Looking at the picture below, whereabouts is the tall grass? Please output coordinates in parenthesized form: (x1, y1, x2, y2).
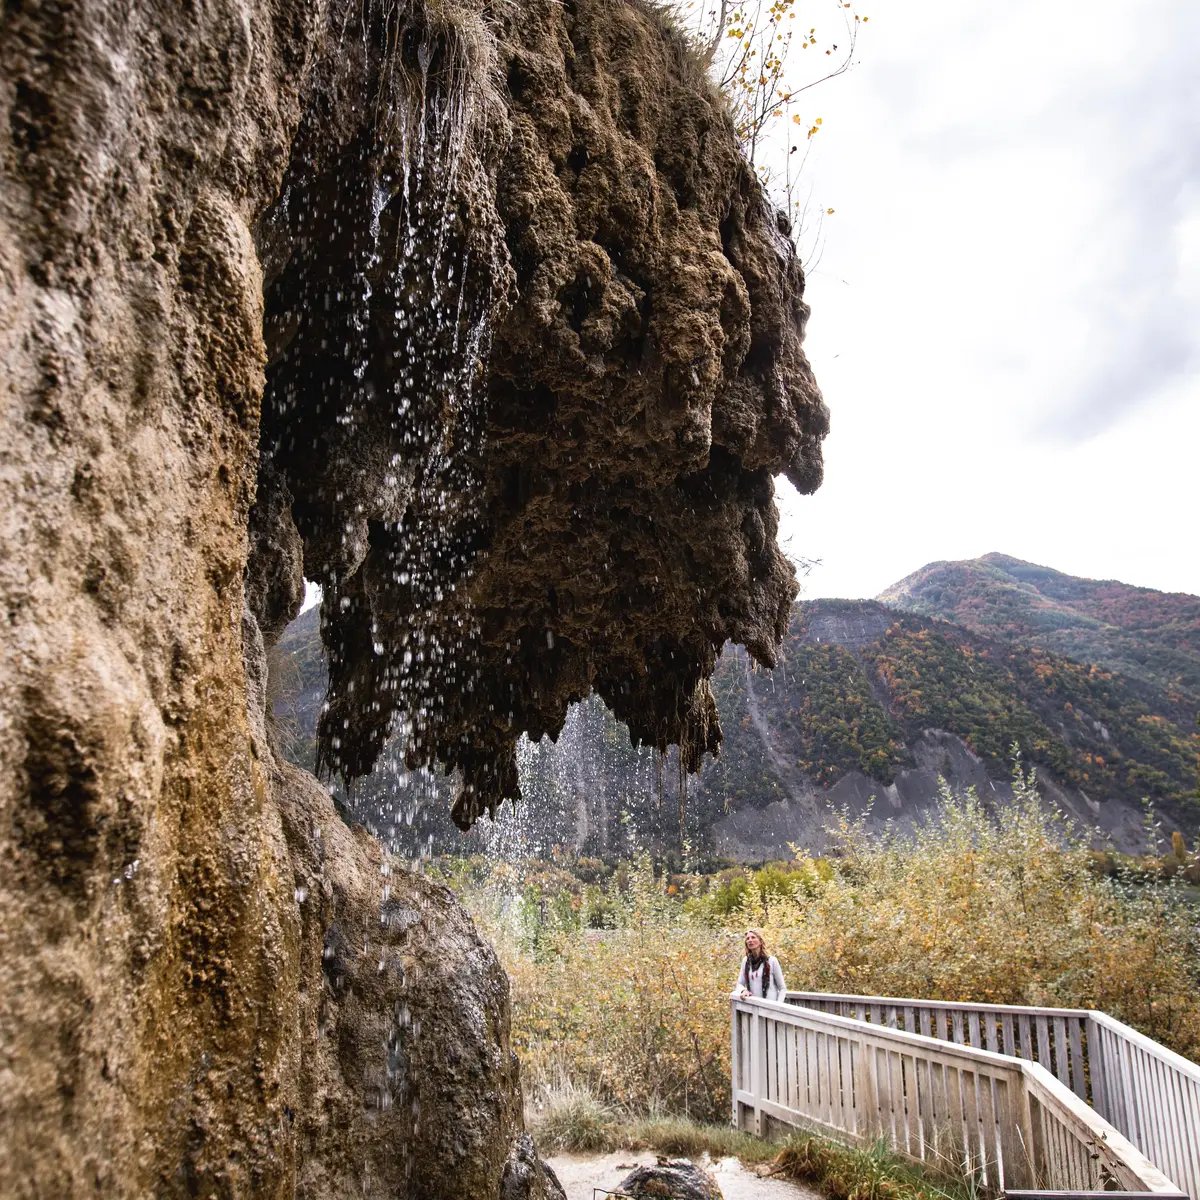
(528, 1078, 976, 1200)
(458, 763, 1200, 1127)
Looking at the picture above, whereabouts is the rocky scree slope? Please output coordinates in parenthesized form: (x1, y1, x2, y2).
(704, 598, 1199, 859)
(0, 0, 825, 1194)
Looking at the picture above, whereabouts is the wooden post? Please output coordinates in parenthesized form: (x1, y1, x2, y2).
(752, 1007, 765, 1137)
(730, 997, 740, 1129)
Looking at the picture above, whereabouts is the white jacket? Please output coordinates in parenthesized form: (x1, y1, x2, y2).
(735, 955, 786, 1002)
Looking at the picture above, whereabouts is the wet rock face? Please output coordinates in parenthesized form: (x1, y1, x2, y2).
(1, 0, 824, 1191)
(0, 0, 529, 1192)
(274, 765, 524, 1199)
(1, 0, 313, 1190)
(255, 0, 829, 828)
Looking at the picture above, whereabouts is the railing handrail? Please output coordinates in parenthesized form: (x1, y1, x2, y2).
(1087, 1010, 1200, 1087)
(732, 994, 1179, 1194)
(787, 991, 1200, 1086)
(786, 989, 1093, 1020)
(777, 990, 1199, 1200)
(746, 993, 1066, 1069)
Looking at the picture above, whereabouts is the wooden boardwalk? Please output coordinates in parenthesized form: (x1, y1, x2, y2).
(731, 990, 1200, 1197)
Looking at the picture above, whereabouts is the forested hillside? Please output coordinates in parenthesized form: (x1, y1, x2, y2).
(879, 552, 1200, 705)
(270, 561, 1200, 860)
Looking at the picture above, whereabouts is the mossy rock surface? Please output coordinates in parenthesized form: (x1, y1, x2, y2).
(618, 1159, 724, 1200)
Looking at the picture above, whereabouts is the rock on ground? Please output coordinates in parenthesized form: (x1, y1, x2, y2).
(618, 1159, 724, 1200)
(546, 1152, 822, 1200)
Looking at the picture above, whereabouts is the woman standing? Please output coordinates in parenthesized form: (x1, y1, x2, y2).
(735, 929, 786, 1002)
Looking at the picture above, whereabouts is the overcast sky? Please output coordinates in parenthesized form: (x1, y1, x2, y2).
(770, 0, 1200, 600)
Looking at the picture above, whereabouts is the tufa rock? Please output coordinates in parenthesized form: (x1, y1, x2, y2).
(254, 0, 829, 828)
(500, 1133, 569, 1200)
(0, 0, 825, 1192)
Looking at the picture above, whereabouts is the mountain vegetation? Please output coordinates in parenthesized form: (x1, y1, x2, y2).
(271, 557, 1200, 858)
(879, 552, 1200, 706)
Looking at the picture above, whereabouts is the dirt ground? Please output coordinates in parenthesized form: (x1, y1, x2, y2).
(545, 1150, 823, 1200)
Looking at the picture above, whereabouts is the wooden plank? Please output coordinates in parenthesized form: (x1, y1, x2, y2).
(904, 1005, 916, 1036)
(763, 1017, 774, 1103)
(952, 1010, 966, 1046)
(915, 1056, 935, 1164)
(783, 1023, 795, 1111)
(968, 1010, 981, 1048)
(888, 1049, 905, 1151)
(815, 1027, 828, 1124)
(823, 1030, 838, 1132)
(1002, 1013, 1016, 1058)
(904, 1054, 923, 1158)
(1087, 1019, 1109, 1119)
(962, 1065, 982, 1179)
(1018, 1013, 1032, 1060)
(730, 1002, 741, 1124)
(849, 1036, 868, 1137)
(1068, 1016, 1085, 1100)
(1036, 1015, 1052, 1073)
(946, 1065, 965, 1172)
(752, 1008, 764, 1136)
(833, 1035, 848, 1132)
(931, 1058, 949, 1163)
(984, 1013, 999, 1054)
(920, 1008, 932, 1039)
(805, 1026, 820, 1118)
(1137, 1048, 1161, 1171)
(993, 1075, 1024, 1190)
(1053, 1015, 1071, 1085)
(976, 1068, 998, 1188)
(1027, 1094, 1048, 1185)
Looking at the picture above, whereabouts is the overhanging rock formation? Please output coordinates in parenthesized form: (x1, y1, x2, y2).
(254, 0, 828, 829)
(0, 0, 826, 1192)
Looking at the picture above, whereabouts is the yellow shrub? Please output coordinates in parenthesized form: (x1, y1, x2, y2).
(457, 766, 1200, 1121)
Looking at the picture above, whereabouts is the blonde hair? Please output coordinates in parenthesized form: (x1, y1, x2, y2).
(744, 929, 768, 957)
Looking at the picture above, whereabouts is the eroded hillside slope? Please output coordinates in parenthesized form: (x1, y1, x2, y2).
(274, 590, 1200, 863)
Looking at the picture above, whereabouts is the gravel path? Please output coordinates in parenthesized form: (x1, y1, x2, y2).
(546, 1150, 823, 1200)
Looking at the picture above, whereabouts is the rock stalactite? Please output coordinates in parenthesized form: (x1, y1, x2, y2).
(254, 0, 828, 829)
(0, 0, 826, 1192)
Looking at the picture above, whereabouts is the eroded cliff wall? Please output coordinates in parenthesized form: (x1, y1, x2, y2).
(0, 0, 826, 1192)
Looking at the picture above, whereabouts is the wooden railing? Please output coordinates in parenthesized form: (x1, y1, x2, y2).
(784, 991, 1200, 1200)
(731, 995, 1181, 1194)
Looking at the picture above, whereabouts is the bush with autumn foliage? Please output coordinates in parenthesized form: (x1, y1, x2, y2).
(450, 761, 1200, 1124)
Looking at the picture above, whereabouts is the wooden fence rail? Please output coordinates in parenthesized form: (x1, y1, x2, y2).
(782, 991, 1200, 1200)
(731, 995, 1181, 1195)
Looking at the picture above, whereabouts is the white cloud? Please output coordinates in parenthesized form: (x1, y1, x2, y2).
(772, 0, 1200, 599)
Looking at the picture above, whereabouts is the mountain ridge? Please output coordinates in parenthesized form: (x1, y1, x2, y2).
(878, 552, 1200, 705)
